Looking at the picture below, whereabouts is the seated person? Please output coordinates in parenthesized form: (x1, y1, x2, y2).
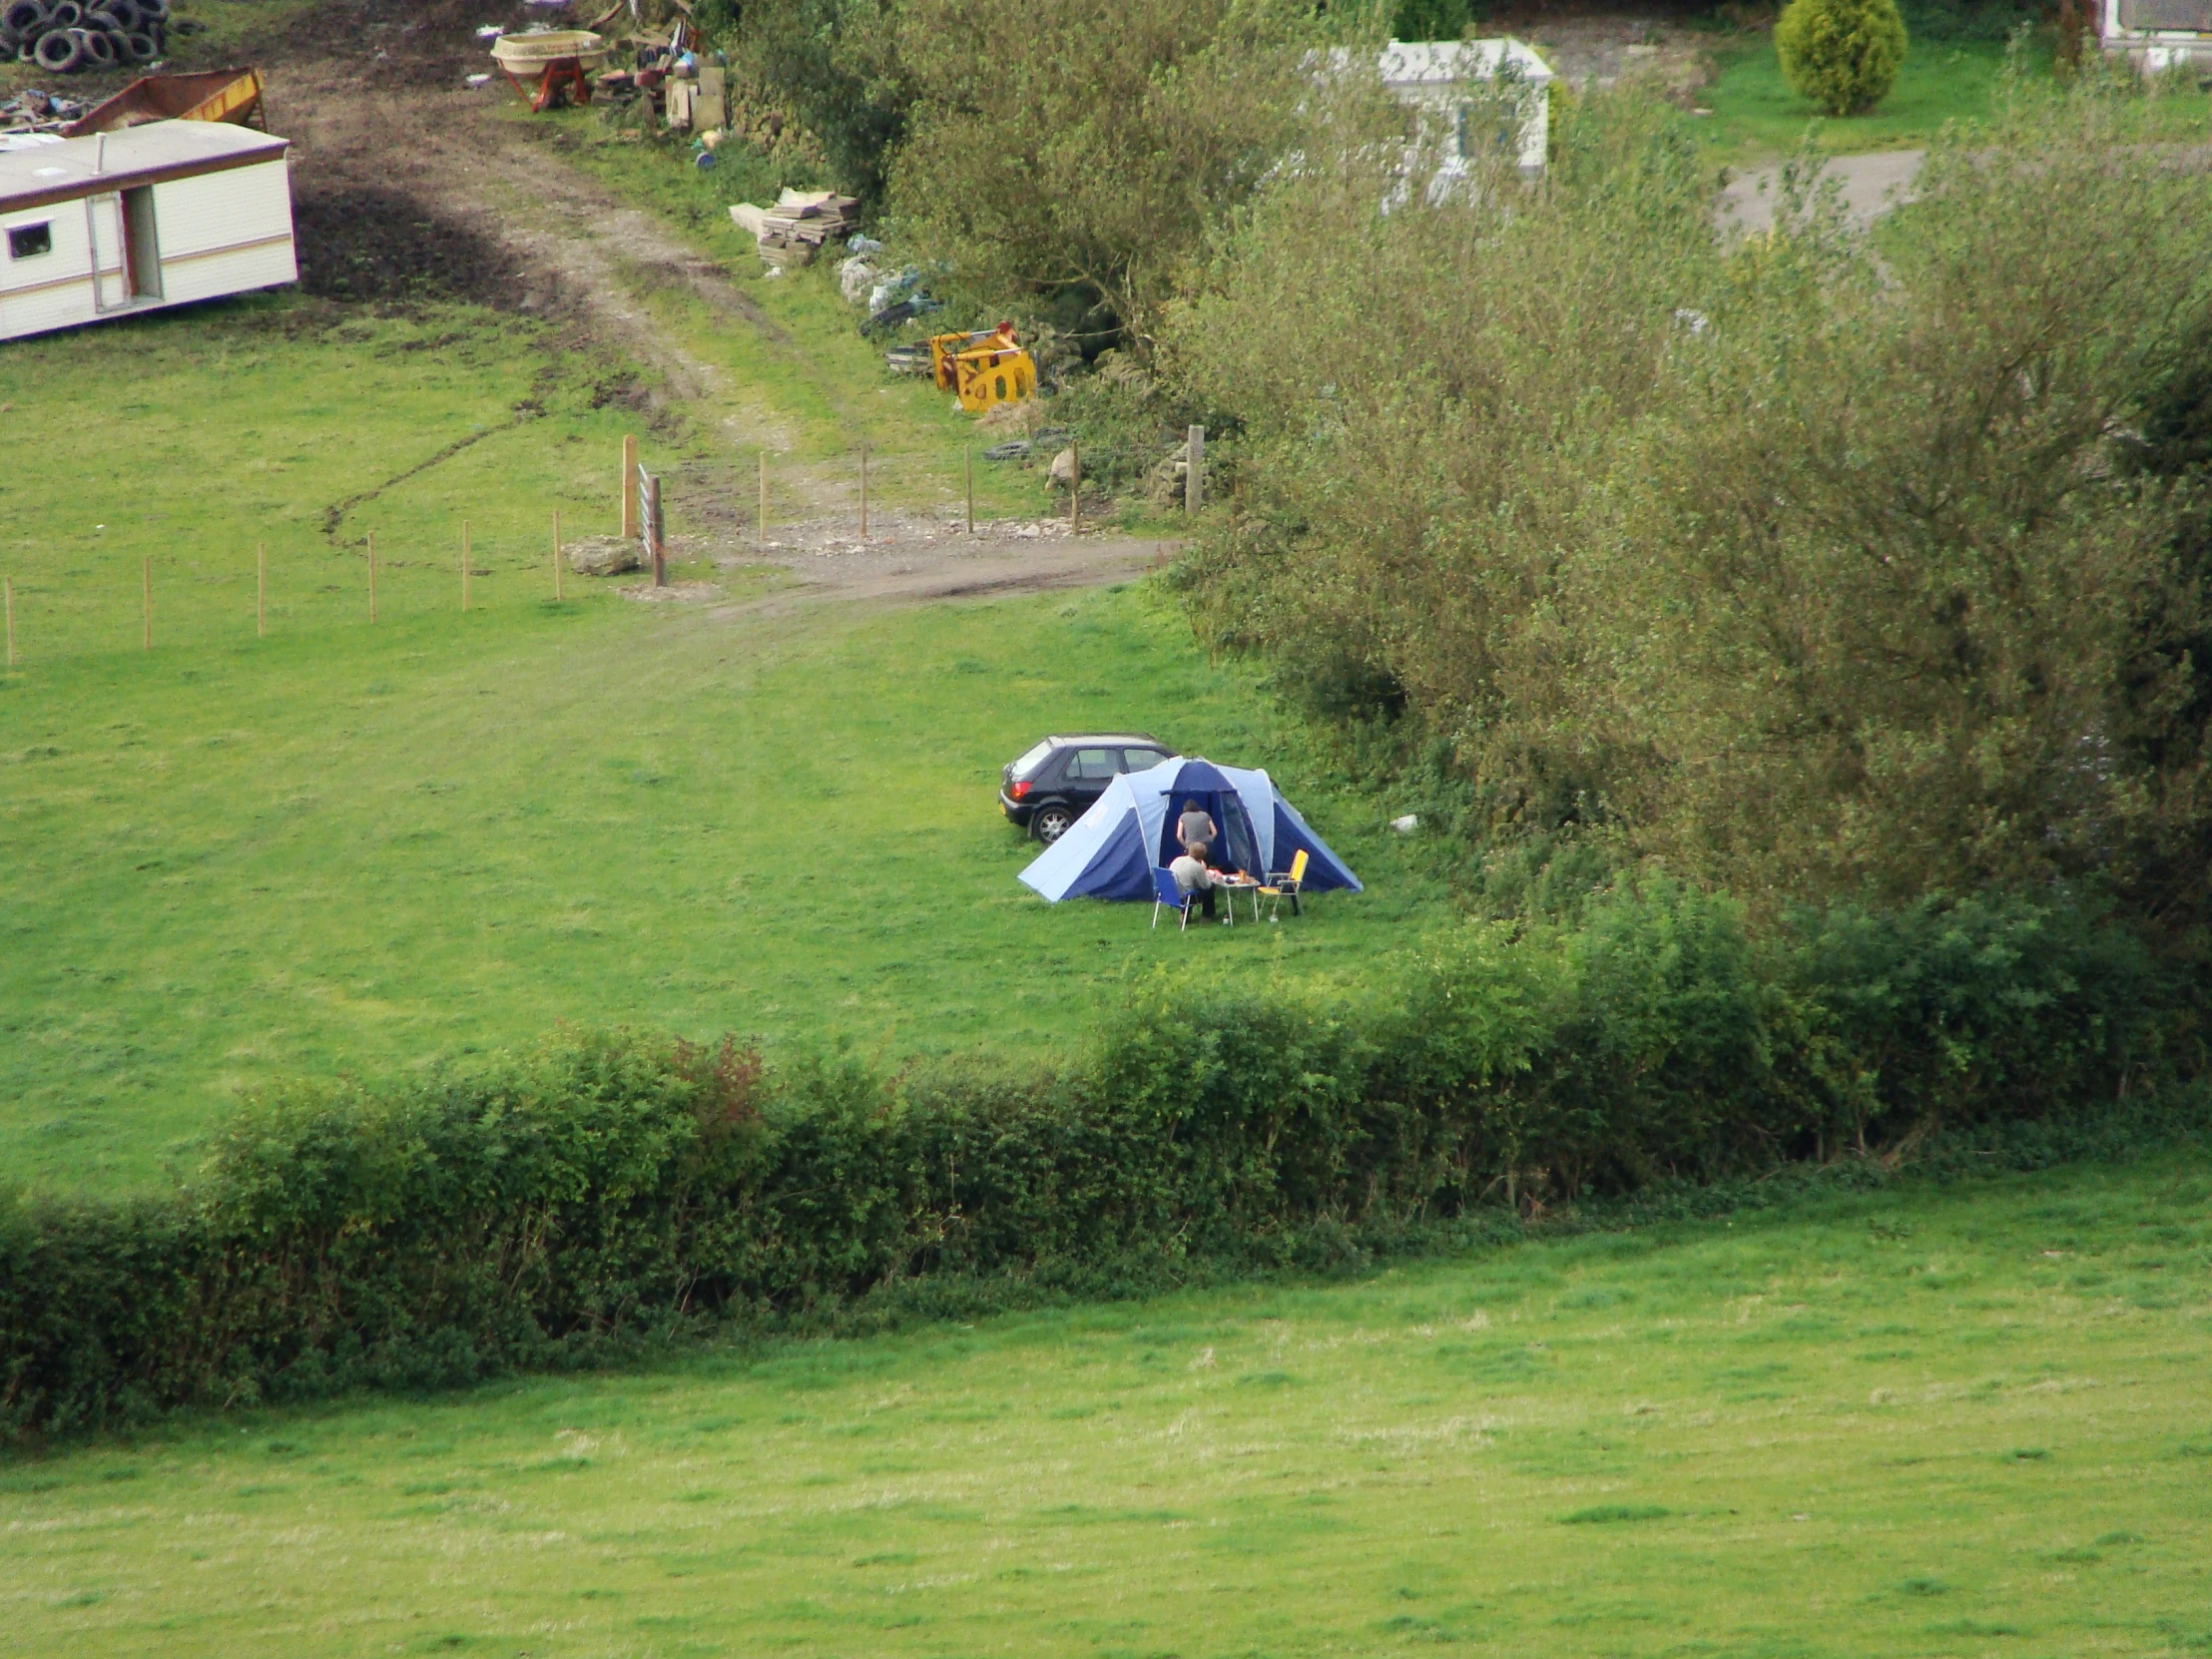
(1169, 841, 1220, 922)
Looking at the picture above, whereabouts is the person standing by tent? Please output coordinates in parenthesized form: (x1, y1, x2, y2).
(1177, 799, 1218, 856)
(1170, 843, 1222, 922)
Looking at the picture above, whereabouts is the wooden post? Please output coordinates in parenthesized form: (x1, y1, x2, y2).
(4, 576, 14, 670)
(553, 509, 564, 602)
(1186, 424, 1205, 513)
(758, 450, 768, 550)
(461, 521, 471, 613)
(367, 531, 377, 624)
(257, 542, 266, 638)
(1070, 441, 1081, 535)
(142, 556, 152, 652)
(858, 443, 868, 540)
(965, 444, 975, 536)
(621, 435, 639, 537)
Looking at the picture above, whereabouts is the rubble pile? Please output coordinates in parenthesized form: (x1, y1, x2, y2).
(0, 84, 84, 135)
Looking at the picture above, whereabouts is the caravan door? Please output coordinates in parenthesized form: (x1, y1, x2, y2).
(83, 192, 132, 312)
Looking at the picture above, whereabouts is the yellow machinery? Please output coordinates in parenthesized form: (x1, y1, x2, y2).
(930, 324, 1037, 414)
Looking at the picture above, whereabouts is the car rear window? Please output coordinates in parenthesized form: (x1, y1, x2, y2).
(1066, 748, 1119, 781)
(1010, 740, 1055, 778)
(1122, 749, 1167, 772)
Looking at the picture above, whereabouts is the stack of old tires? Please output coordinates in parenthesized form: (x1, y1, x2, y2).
(0, 0, 168, 73)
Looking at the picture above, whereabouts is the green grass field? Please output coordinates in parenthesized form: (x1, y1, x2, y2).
(0, 279, 1441, 1196)
(1692, 37, 2032, 166)
(3, 1154, 2207, 1657)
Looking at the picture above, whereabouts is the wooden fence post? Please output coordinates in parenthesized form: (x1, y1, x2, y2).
(859, 442, 868, 540)
(1186, 424, 1205, 513)
(621, 435, 639, 538)
(758, 450, 768, 550)
(258, 542, 266, 638)
(1070, 441, 1081, 535)
(368, 531, 377, 624)
(553, 509, 564, 602)
(142, 556, 152, 652)
(461, 521, 471, 613)
(965, 444, 975, 536)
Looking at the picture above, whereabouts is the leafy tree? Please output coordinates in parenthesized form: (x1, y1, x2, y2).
(882, 0, 1342, 351)
(1169, 79, 2212, 930)
(736, 0, 910, 204)
(1775, 0, 1910, 116)
(1390, 0, 1482, 39)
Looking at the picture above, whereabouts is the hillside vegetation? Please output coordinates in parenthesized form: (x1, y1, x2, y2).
(4, 1154, 2208, 1656)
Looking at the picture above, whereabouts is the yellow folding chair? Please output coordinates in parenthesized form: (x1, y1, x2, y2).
(1259, 847, 1309, 920)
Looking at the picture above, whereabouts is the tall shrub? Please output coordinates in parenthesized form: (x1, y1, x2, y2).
(1169, 79, 2212, 927)
(883, 0, 1346, 349)
(1775, 0, 1910, 116)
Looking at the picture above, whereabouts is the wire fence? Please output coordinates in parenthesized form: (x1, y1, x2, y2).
(0, 429, 1209, 672)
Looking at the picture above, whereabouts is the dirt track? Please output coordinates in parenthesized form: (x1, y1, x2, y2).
(249, 0, 1163, 603)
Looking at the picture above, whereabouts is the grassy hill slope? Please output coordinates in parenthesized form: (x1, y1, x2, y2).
(0, 288, 1441, 1196)
(3, 1152, 2207, 1656)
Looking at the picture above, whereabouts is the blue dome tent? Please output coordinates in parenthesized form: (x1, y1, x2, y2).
(1018, 756, 1362, 903)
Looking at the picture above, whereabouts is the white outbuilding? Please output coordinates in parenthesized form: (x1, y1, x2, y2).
(1376, 38, 1555, 175)
(2099, 0, 2212, 71)
(0, 118, 295, 343)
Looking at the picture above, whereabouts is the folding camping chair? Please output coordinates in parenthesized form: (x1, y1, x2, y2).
(1259, 848, 1310, 920)
(1151, 866, 1196, 931)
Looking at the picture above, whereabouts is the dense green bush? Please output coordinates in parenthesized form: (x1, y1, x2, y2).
(881, 0, 1335, 349)
(1169, 79, 2212, 932)
(0, 887, 2179, 1439)
(1775, 0, 1910, 115)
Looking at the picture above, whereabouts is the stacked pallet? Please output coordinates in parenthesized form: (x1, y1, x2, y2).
(730, 187, 860, 268)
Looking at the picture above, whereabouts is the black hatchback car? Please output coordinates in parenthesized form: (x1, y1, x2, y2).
(1001, 733, 1175, 843)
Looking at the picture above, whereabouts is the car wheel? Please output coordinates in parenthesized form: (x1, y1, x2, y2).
(1032, 804, 1075, 845)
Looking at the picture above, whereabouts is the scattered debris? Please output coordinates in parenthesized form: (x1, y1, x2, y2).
(730, 187, 859, 269)
(1390, 814, 1420, 833)
(929, 323, 1037, 414)
(982, 427, 1070, 462)
(836, 252, 875, 304)
(0, 86, 85, 137)
(0, 0, 172, 78)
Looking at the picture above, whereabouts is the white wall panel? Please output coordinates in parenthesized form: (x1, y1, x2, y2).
(0, 198, 104, 340)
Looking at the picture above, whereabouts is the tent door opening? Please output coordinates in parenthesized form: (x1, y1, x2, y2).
(123, 187, 160, 300)
(1158, 791, 1258, 876)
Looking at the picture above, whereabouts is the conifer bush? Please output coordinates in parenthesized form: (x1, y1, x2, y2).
(1774, 0, 1910, 116)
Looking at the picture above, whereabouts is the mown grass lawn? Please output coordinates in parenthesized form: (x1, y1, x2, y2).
(1692, 35, 2043, 167)
(4, 1153, 2208, 1657)
(0, 290, 1438, 1195)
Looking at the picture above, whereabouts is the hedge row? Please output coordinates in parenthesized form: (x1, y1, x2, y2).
(0, 883, 2190, 1437)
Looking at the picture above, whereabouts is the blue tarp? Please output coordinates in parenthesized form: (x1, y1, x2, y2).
(1018, 756, 1362, 902)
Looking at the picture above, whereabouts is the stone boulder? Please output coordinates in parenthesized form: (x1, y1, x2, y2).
(565, 534, 641, 576)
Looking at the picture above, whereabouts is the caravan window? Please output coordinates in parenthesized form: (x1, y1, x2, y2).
(8, 223, 52, 260)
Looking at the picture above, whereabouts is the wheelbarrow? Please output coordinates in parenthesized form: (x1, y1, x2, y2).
(490, 30, 609, 112)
